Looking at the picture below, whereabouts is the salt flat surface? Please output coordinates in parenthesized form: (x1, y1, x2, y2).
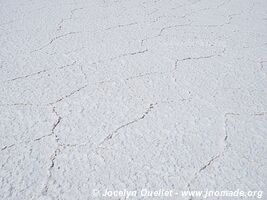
(0, 0, 266, 199)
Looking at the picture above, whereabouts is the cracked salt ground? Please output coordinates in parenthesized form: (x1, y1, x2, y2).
(0, 0, 266, 199)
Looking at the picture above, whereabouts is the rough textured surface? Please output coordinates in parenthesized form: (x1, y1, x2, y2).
(0, 0, 266, 199)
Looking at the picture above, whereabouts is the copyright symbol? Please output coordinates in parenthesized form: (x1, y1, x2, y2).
(92, 189, 100, 197)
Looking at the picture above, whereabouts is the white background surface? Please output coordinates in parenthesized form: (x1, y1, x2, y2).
(0, 0, 266, 199)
